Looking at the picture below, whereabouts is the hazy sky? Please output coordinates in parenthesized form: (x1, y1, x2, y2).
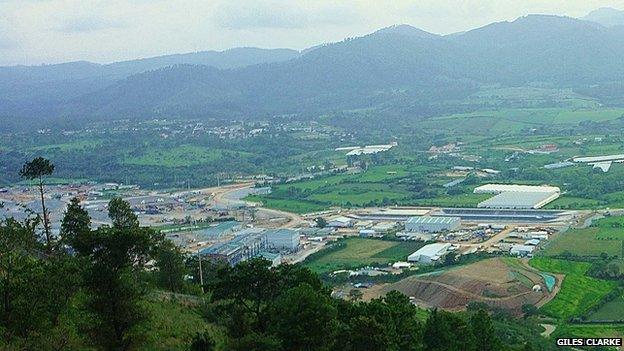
(1, 0, 623, 66)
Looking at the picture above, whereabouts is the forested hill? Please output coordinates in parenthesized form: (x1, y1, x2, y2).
(5, 14, 624, 123)
(0, 48, 300, 122)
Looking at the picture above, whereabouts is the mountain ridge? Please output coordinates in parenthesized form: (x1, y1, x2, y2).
(5, 13, 624, 123)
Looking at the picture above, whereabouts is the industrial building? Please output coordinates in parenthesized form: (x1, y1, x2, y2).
(407, 243, 452, 264)
(327, 216, 355, 228)
(405, 216, 461, 233)
(475, 184, 560, 209)
(201, 229, 268, 266)
(570, 154, 624, 173)
(266, 229, 300, 251)
(474, 184, 560, 194)
(572, 154, 624, 163)
(510, 244, 535, 257)
(477, 191, 560, 209)
(543, 161, 574, 170)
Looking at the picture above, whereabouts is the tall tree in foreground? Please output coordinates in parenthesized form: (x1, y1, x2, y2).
(108, 197, 139, 229)
(19, 157, 54, 249)
(0, 215, 81, 349)
(81, 198, 157, 350)
(470, 309, 501, 351)
(155, 239, 187, 293)
(60, 197, 92, 254)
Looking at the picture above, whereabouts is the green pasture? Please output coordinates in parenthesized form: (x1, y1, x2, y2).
(542, 217, 624, 258)
(245, 196, 327, 214)
(588, 294, 624, 321)
(529, 258, 617, 321)
(553, 323, 624, 339)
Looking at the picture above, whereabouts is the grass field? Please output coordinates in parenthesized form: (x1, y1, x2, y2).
(245, 196, 328, 214)
(303, 238, 424, 274)
(529, 258, 617, 321)
(542, 228, 622, 258)
(542, 217, 624, 258)
(553, 323, 624, 339)
(588, 294, 624, 321)
(408, 193, 491, 207)
(545, 196, 604, 209)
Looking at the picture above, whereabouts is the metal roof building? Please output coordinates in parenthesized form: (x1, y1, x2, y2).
(405, 216, 461, 233)
(477, 191, 560, 209)
(407, 243, 452, 264)
(510, 244, 535, 257)
(573, 154, 624, 163)
(266, 229, 300, 251)
(474, 184, 560, 194)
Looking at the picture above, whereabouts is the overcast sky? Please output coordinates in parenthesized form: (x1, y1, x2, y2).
(1, 0, 623, 66)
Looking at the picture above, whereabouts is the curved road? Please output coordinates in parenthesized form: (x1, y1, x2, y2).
(212, 183, 305, 228)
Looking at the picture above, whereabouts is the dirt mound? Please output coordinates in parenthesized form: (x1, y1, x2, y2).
(383, 258, 550, 315)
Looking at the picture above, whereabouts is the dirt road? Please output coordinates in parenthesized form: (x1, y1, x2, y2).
(213, 183, 306, 228)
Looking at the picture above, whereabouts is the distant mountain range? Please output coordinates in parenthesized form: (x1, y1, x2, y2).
(0, 48, 300, 121)
(582, 7, 624, 27)
(4, 10, 624, 125)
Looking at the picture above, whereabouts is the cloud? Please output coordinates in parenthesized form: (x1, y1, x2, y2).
(213, 0, 364, 29)
(2, 0, 624, 65)
(57, 16, 126, 33)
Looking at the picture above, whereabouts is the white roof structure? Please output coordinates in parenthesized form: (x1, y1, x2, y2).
(510, 245, 535, 255)
(407, 243, 451, 262)
(474, 184, 560, 194)
(573, 154, 624, 163)
(341, 143, 396, 156)
(374, 208, 431, 216)
(592, 162, 612, 173)
(406, 216, 459, 225)
(477, 191, 560, 209)
(543, 161, 574, 170)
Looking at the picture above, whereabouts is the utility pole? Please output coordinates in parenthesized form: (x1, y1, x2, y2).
(193, 218, 205, 293)
(197, 248, 205, 294)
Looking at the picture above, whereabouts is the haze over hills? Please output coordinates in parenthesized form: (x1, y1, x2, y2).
(581, 7, 624, 27)
(4, 11, 624, 124)
(0, 48, 300, 121)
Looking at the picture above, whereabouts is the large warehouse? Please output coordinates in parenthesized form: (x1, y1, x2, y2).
(474, 184, 560, 194)
(266, 229, 300, 251)
(474, 184, 560, 209)
(405, 216, 461, 233)
(407, 243, 452, 264)
(477, 191, 560, 209)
